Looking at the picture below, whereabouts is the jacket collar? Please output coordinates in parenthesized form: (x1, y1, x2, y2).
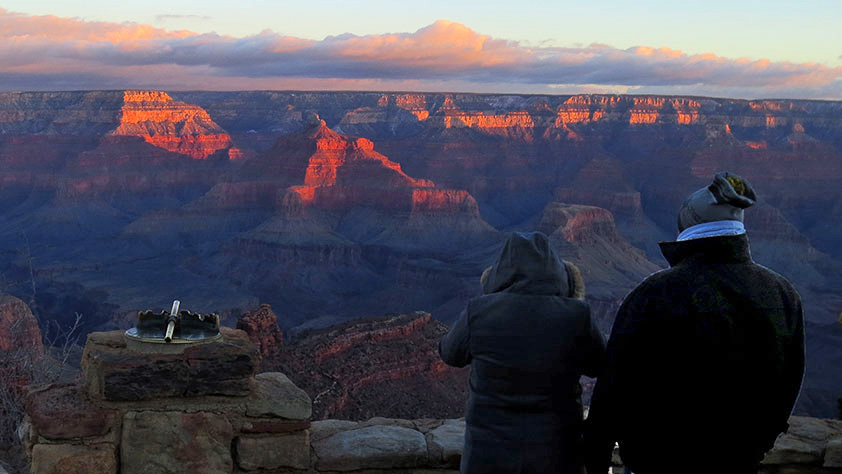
(659, 234, 753, 267)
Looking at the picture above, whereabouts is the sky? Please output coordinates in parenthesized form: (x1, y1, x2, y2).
(1, 0, 841, 99)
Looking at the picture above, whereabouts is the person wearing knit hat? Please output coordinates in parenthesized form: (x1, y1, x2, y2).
(585, 172, 805, 474)
(676, 171, 757, 241)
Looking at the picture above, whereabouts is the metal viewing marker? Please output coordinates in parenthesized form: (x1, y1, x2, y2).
(125, 299, 222, 344)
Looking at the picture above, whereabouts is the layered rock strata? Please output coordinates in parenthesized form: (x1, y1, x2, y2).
(109, 91, 232, 159)
(0, 90, 233, 159)
(3, 89, 842, 419)
(537, 203, 662, 330)
(264, 311, 469, 421)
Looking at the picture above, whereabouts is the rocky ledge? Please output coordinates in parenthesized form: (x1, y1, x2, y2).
(21, 328, 842, 474)
(22, 406, 842, 474)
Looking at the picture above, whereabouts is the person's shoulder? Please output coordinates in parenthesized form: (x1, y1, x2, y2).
(557, 296, 591, 318)
(615, 267, 689, 313)
(629, 267, 679, 293)
(750, 261, 794, 283)
(749, 261, 802, 299)
(465, 293, 506, 319)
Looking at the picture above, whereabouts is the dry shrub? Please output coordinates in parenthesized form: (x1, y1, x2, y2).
(0, 313, 83, 473)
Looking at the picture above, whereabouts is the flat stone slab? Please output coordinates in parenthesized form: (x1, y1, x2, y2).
(786, 416, 842, 442)
(825, 437, 842, 468)
(82, 327, 259, 401)
(234, 431, 310, 470)
(427, 419, 464, 467)
(26, 383, 119, 440)
(121, 411, 233, 474)
(311, 420, 361, 442)
(313, 425, 427, 471)
(234, 418, 311, 434)
(245, 372, 312, 420)
(763, 434, 825, 465)
(30, 443, 117, 474)
(763, 416, 842, 465)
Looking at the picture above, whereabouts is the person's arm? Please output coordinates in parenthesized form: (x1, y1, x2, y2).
(780, 297, 806, 421)
(584, 285, 652, 474)
(764, 295, 806, 448)
(580, 306, 607, 378)
(439, 308, 471, 367)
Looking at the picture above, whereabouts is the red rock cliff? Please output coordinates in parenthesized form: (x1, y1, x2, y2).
(539, 203, 621, 244)
(269, 121, 490, 216)
(236, 304, 284, 359)
(410, 189, 481, 217)
(110, 91, 233, 159)
(426, 95, 535, 139)
(264, 312, 468, 420)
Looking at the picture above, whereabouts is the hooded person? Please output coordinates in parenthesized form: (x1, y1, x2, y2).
(439, 231, 605, 474)
(584, 172, 805, 474)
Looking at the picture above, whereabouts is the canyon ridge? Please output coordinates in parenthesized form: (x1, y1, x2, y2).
(0, 90, 840, 417)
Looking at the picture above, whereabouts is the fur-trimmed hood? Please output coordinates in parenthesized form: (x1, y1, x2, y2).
(480, 232, 585, 299)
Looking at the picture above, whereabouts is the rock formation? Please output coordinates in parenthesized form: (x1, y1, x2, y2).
(236, 304, 284, 358)
(0, 90, 233, 160)
(537, 203, 662, 330)
(109, 91, 232, 159)
(0, 294, 43, 399)
(264, 312, 469, 421)
(0, 294, 41, 354)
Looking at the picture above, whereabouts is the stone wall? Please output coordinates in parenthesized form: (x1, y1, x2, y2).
(23, 328, 315, 474)
(22, 329, 842, 474)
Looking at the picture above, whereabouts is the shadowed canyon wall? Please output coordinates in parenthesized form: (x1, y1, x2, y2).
(0, 90, 840, 417)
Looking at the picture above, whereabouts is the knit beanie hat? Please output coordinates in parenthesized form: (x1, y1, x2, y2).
(677, 172, 757, 232)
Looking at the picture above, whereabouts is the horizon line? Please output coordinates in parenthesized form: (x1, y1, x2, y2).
(2, 88, 842, 104)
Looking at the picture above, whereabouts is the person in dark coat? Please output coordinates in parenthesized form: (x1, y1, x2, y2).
(440, 231, 606, 474)
(584, 172, 806, 474)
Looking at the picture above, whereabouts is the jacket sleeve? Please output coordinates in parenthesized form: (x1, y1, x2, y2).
(762, 294, 806, 449)
(580, 306, 607, 378)
(439, 308, 472, 368)
(584, 285, 652, 474)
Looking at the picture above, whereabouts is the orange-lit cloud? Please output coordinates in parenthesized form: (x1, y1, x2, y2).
(1, 8, 840, 99)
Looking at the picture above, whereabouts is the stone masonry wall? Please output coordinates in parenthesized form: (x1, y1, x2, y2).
(22, 329, 842, 474)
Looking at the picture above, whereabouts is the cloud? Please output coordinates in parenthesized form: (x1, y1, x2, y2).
(1, 8, 840, 99)
(154, 14, 212, 22)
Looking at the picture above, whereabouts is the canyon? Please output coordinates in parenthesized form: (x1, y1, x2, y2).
(0, 91, 840, 418)
(256, 309, 469, 421)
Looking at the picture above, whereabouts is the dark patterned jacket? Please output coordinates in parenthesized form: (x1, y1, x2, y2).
(585, 234, 805, 474)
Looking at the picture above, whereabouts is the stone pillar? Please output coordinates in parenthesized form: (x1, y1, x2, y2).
(25, 327, 312, 474)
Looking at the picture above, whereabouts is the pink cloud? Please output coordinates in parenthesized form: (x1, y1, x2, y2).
(0, 8, 194, 42)
(0, 8, 840, 99)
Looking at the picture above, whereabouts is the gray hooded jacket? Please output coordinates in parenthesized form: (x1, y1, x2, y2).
(439, 232, 606, 474)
